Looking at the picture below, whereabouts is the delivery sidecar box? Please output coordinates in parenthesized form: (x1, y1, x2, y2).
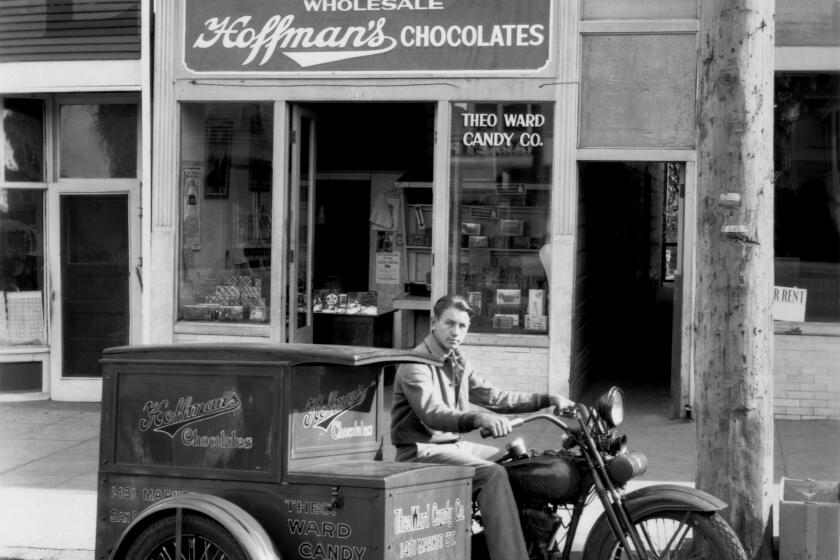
(95, 343, 473, 560)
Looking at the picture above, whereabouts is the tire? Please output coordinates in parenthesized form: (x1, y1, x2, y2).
(583, 511, 747, 560)
(125, 513, 248, 560)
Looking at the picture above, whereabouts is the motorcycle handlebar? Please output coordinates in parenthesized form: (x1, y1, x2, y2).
(479, 413, 570, 438)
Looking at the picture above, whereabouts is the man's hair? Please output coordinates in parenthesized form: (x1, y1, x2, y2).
(433, 294, 474, 320)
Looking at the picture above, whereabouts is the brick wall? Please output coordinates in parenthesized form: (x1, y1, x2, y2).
(774, 334, 840, 420)
(460, 343, 550, 393)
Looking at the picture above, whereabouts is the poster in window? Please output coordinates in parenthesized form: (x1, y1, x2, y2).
(204, 118, 232, 198)
(182, 165, 202, 250)
(375, 252, 400, 285)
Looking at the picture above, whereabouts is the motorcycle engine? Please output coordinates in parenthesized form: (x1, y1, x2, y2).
(520, 507, 559, 546)
(504, 453, 582, 504)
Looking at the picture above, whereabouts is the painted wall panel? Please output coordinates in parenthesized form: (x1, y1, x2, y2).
(583, 0, 696, 20)
(580, 34, 696, 149)
(777, 0, 840, 47)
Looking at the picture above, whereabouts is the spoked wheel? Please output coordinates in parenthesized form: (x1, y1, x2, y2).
(584, 511, 747, 560)
(125, 513, 248, 560)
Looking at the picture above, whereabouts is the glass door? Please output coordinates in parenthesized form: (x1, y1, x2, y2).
(60, 194, 129, 376)
(48, 186, 139, 401)
(287, 105, 317, 342)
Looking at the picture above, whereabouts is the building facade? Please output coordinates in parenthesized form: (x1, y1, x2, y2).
(2, 1, 838, 420)
(0, 0, 151, 400)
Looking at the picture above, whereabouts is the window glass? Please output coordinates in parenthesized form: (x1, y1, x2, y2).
(0, 188, 46, 346)
(3, 98, 44, 182)
(59, 103, 138, 178)
(775, 74, 840, 322)
(449, 102, 553, 334)
(178, 103, 273, 324)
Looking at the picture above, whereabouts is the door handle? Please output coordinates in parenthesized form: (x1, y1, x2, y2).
(134, 259, 143, 291)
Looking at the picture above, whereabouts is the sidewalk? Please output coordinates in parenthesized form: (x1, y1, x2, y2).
(1, 386, 838, 560)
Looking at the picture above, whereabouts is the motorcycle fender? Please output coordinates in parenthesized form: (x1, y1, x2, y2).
(582, 484, 728, 554)
(621, 483, 728, 519)
(109, 493, 281, 560)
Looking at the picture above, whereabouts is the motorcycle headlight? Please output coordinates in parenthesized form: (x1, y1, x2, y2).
(596, 387, 625, 428)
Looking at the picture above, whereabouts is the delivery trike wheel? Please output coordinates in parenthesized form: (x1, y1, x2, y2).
(585, 510, 747, 560)
(125, 513, 248, 560)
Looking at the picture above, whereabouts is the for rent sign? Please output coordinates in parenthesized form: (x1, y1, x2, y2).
(185, 0, 552, 73)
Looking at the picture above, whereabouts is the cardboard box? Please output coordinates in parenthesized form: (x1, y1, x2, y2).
(780, 478, 840, 560)
(496, 289, 522, 305)
(461, 222, 482, 235)
(491, 236, 510, 249)
(249, 306, 269, 322)
(511, 236, 530, 249)
(498, 219, 525, 236)
(528, 289, 545, 316)
(181, 304, 220, 321)
(493, 314, 520, 329)
(407, 234, 428, 246)
(525, 315, 548, 332)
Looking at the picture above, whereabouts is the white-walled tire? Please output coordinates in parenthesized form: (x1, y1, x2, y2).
(125, 513, 248, 560)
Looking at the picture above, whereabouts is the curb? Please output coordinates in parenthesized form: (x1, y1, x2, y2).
(0, 548, 92, 560)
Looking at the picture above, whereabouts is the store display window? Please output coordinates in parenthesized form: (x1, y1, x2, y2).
(0, 189, 46, 346)
(59, 103, 138, 179)
(449, 102, 553, 334)
(774, 73, 840, 323)
(3, 98, 44, 183)
(178, 102, 273, 324)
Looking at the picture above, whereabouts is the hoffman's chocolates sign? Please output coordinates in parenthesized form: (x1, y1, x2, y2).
(185, 0, 552, 73)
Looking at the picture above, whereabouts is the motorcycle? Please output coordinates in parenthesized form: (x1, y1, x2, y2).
(473, 387, 748, 560)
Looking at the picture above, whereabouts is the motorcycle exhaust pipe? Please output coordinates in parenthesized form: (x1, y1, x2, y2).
(608, 451, 648, 484)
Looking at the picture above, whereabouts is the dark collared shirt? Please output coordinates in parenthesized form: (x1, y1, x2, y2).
(391, 333, 549, 446)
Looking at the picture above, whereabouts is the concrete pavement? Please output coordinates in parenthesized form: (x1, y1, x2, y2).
(1, 385, 838, 560)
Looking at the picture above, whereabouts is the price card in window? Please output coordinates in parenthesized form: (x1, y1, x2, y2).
(376, 252, 400, 285)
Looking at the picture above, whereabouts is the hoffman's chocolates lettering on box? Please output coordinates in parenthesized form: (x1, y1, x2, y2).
(289, 366, 381, 459)
(115, 371, 274, 471)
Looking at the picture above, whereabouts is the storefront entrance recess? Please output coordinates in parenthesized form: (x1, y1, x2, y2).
(287, 102, 435, 346)
(573, 162, 684, 401)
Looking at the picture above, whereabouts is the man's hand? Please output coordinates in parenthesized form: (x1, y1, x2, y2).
(548, 394, 575, 416)
(474, 412, 513, 437)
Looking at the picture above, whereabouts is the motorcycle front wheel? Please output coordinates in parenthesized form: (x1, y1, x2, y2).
(584, 511, 747, 560)
(124, 513, 248, 560)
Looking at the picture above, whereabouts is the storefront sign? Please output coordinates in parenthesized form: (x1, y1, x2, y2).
(773, 285, 807, 322)
(185, 0, 551, 73)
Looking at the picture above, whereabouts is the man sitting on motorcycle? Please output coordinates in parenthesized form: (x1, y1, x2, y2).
(391, 294, 574, 560)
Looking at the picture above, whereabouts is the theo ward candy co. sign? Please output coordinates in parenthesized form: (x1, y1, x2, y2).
(185, 0, 552, 73)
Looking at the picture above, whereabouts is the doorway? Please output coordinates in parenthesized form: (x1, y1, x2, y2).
(572, 162, 684, 403)
(286, 102, 435, 344)
(49, 188, 140, 400)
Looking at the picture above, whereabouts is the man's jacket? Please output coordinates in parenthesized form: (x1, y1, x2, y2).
(391, 333, 550, 446)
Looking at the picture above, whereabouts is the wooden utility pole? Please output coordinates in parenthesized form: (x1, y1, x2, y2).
(695, 1, 774, 559)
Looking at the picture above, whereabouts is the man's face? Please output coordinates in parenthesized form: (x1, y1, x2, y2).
(431, 307, 471, 352)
